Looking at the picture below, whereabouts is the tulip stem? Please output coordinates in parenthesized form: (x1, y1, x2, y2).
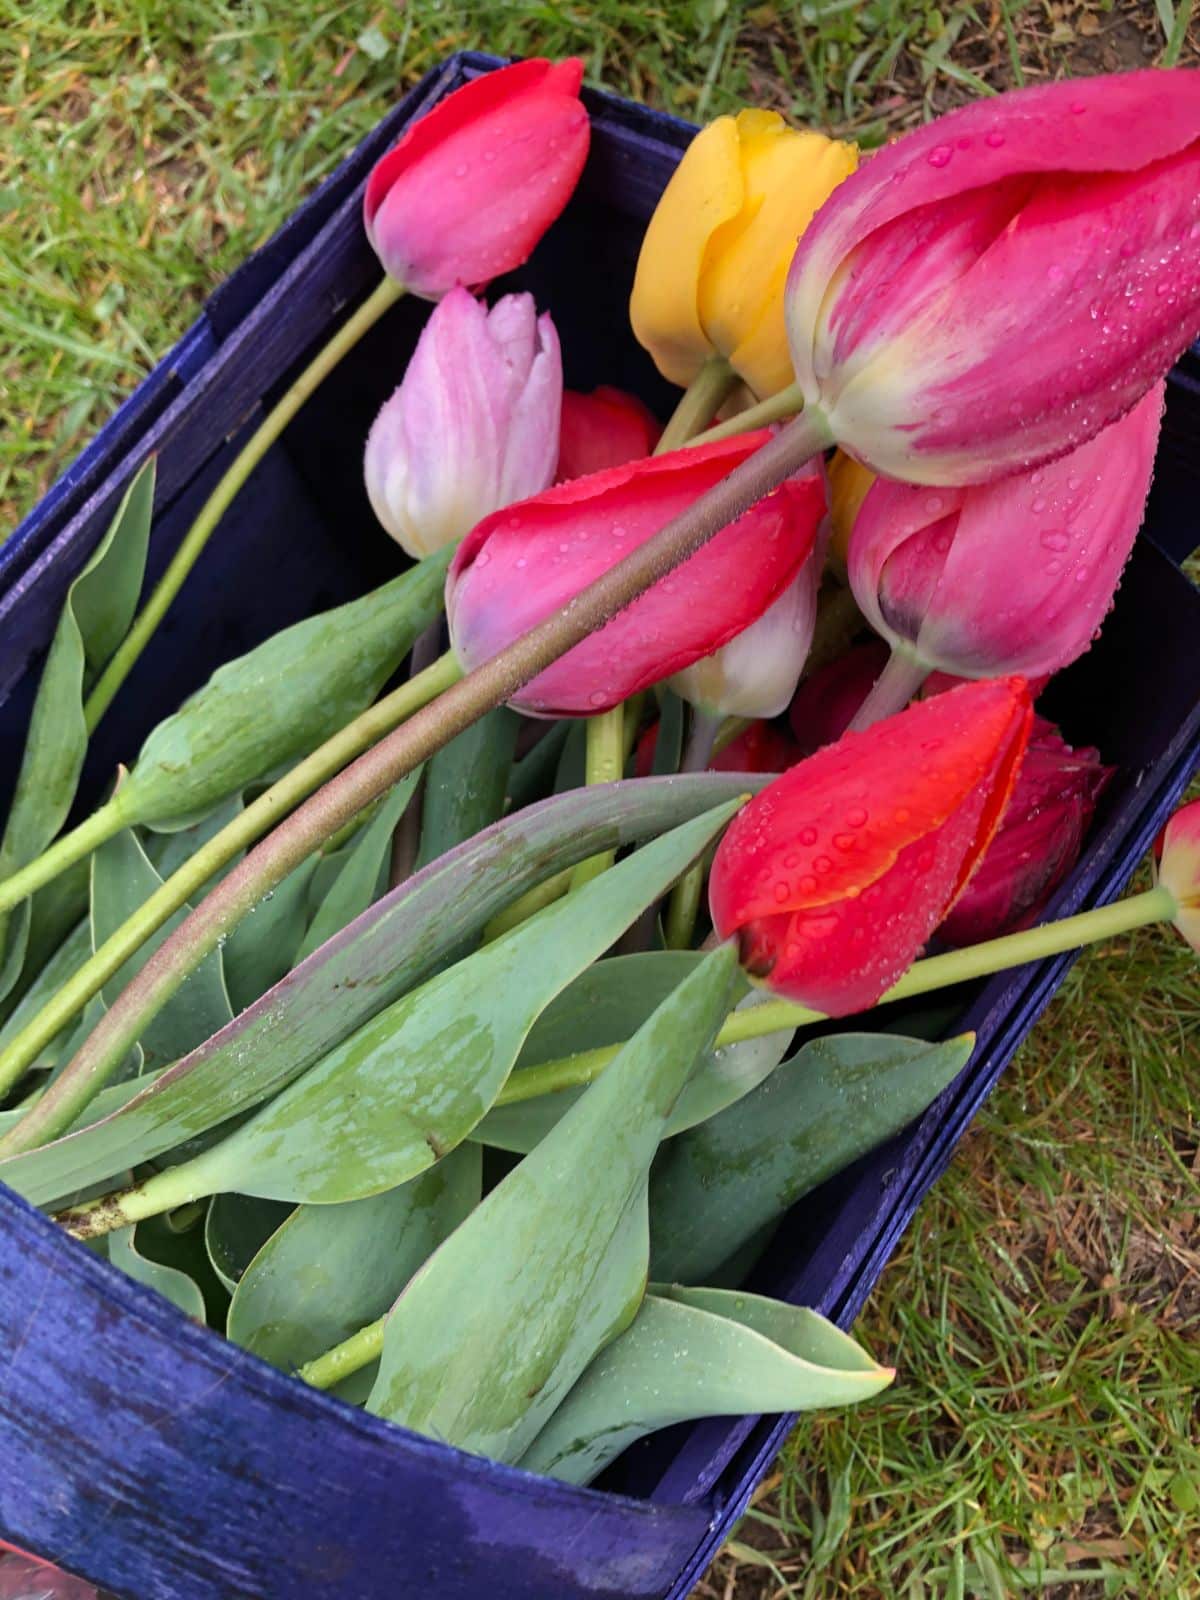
(847, 648, 930, 732)
(0, 649, 463, 1144)
(82, 276, 407, 734)
(688, 380, 806, 449)
(657, 356, 739, 454)
(13, 411, 832, 1156)
(0, 793, 132, 916)
(298, 1317, 387, 1391)
(569, 705, 625, 891)
(497, 886, 1178, 1103)
(665, 709, 724, 949)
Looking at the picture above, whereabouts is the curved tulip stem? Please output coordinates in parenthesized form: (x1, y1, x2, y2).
(499, 886, 1178, 1102)
(0, 793, 132, 915)
(0, 650, 463, 1141)
(687, 380, 806, 449)
(298, 1318, 387, 1391)
(569, 705, 625, 892)
(10, 412, 832, 1156)
(83, 276, 407, 734)
(665, 708, 724, 949)
(657, 356, 739, 454)
(847, 648, 930, 732)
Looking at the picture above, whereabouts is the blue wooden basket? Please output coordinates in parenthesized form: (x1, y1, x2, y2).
(1, 54, 1198, 1600)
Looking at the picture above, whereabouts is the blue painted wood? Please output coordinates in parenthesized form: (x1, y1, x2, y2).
(1, 52, 1199, 1600)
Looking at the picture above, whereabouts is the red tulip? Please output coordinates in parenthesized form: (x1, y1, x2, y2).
(938, 716, 1113, 946)
(788, 639, 890, 755)
(711, 721, 803, 774)
(556, 386, 662, 480)
(709, 678, 1033, 1013)
(1157, 798, 1200, 954)
(446, 434, 825, 716)
(847, 386, 1163, 679)
(785, 70, 1200, 484)
(364, 59, 590, 296)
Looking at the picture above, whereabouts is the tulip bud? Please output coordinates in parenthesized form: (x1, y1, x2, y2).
(670, 465, 826, 719)
(788, 639, 890, 755)
(1157, 798, 1200, 954)
(847, 385, 1163, 681)
(711, 721, 802, 775)
(632, 109, 857, 399)
(709, 677, 1033, 1014)
(938, 716, 1113, 946)
(364, 59, 590, 297)
(446, 434, 826, 717)
(556, 386, 662, 481)
(364, 288, 561, 559)
(785, 70, 1200, 484)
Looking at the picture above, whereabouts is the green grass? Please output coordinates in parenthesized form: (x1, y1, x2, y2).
(2, 3, 1198, 1596)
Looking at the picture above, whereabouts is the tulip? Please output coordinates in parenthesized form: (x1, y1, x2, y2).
(364, 58, 590, 296)
(788, 638, 890, 755)
(631, 109, 857, 400)
(785, 69, 1200, 484)
(938, 716, 1113, 946)
(845, 384, 1162, 723)
(709, 677, 1033, 1014)
(1157, 798, 1200, 954)
(711, 721, 802, 775)
(670, 465, 826, 719)
(446, 434, 825, 716)
(556, 386, 662, 481)
(364, 288, 562, 559)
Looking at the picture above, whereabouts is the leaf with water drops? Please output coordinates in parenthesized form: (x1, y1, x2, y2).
(649, 1031, 975, 1284)
(365, 945, 740, 1463)
(519, 1285, 893, 1485)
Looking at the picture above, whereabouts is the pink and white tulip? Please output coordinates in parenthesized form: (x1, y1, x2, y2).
(446, 434, 825, 716)
(1157, 798, 1200, 954)
(785, 70, 1200, 484)
(847, 384, 1163, 680)
(364, 288, 562, 560)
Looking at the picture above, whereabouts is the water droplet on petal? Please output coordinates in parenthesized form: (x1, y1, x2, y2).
(926, 145, 953, 169)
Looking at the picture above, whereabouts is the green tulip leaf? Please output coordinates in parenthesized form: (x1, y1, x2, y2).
(506, 723, 569, 813)
(0, 775, 763, 1210)
(204, 1193, 294, 1294)
(121, 548, 451, 832)
(149, 803, 742, 1206)
(649, 691, 686, 777)
(649, 1031, 975, 1285)
(92, 823, 233, 1070)
(520, 1284, 893, 1485)
(474, 955, 790, 1155)
(222, 859, 319, 1015)
(294, 769, 424, 964)
(366, 943, 740, 1463)
(227, 1144, 480, 1372)
(109, 1219, 206, 1322)
(0, 458, 155, 1001)
(416, 709, 520, 870)
(0, 917, 91, 1070)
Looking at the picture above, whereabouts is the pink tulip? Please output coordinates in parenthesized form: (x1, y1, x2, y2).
(446, 434, 825, 716)
(555, 386, 662, 481)
(848, 384, 1163, 680)
(364, 288, 561, 559)
(938, 716, 1113, 946)
(1157, 798, 1200, 954)
(364, 59, 590, 296)
(785, 70, 1200, 484)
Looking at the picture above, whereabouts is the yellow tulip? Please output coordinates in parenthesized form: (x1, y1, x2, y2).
(827, 448, 877, 572)
(630, 109, 857, 400)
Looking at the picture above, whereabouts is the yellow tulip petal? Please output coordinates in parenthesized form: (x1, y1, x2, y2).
(827, 448, 877, 570)
(702, 112, 858, 398)
(630, 116, 745, 388)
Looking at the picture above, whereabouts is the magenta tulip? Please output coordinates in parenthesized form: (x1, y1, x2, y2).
(446, 434, 825, 716)
(364, 59, 590, 297)
(785, 70, 1200, 484)
(364, 287, 561, 558)
(848, 383, 1163, 682)
(938, 716, 1113, 946)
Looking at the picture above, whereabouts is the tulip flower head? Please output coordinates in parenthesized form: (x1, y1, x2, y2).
(710, 677, 1033, 1013)
(446, 434, 826, 716)
(939, 716, 1113, 946)
(364, 288, 562, 559)
(847, 384, 1163, 681)
(632, 109, 857, 399)
(670, 464, 827, 720)
(365, 58, 590, 297)
(785, 70, 1200, 483)
(1157, 798, 1200, 954)
(788, 638, 890, 755)
(556, 386, 662, 481)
